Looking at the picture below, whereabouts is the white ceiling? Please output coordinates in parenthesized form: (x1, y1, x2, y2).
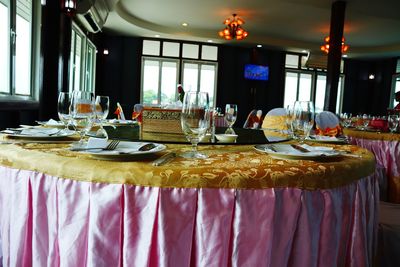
(103, 0, 400, 58)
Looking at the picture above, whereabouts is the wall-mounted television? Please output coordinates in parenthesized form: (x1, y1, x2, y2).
(244, 64, 269, 81)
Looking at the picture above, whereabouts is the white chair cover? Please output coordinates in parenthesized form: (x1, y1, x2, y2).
(315, 111, 340, 130)
(266, 108, 287, 116)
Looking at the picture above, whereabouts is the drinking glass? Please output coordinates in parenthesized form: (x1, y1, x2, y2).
(180, 91, 210, 159)
(224, 104, 237, 131)
(292, 101, 315, 142)
(57, 92, 71, 131)
(362, 114, 370, 130)
(388, 115, 399, 133)
(95, 95, 110, 139)
(285, 105, 294, 137)
(70, 91, 96, 145)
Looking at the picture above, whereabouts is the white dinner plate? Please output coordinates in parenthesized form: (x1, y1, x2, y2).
(254, 144, 341, 160)
(79, 141, 166, 160)
(105, 119, 138, 126)
(307, 135, 348, 144)
(0, 128, 74, 139)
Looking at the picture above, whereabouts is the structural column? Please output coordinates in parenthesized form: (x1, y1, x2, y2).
(323, 1, 346, 112)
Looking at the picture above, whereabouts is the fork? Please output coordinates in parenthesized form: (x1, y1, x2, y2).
(105, 140, 120, 150)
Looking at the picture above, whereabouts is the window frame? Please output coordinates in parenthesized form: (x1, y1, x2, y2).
(69, 22, 96, 93)
(0, 0, 40, 103)
(283, 53, 345, 113)
(140, 56, 180, 105)
(140, 38, 219, 107)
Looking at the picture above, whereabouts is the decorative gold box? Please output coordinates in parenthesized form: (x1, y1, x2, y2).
(141, 107, 183, 134)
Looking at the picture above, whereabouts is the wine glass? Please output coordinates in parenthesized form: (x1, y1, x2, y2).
(180, 91, 211, 159)
(70, 91, 95, 145)
(362, 114, 370, 130)
(94, 95, 110, 139)
(292, 101, 315, 143)
(224, 104, 237, 134)
(285, 105, 294, 138)
(388, 115, 399, 133)
(57, 92, 71, 131)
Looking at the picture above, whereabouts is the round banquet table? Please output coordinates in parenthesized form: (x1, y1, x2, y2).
(0, 139, 379, 267)
(344, 127, 400, 203)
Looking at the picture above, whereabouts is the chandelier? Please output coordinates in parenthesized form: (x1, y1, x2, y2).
(218, 14, 248, 40)
(320, 36, 349, 54)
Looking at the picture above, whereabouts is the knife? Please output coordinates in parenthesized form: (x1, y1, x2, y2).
(152, 152, 176, 166)
(290, 144, 310, 153)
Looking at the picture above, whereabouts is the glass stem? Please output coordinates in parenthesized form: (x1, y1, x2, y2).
(191, 142, 197, 153)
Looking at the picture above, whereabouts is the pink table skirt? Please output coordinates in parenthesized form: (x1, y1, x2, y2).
(348, 136, 400, 202)
(0, 166, 379, 267)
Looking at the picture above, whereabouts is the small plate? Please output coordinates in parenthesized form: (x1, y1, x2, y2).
(1, 129, 74, 139)
(80, 141, 166, 160)
(307, 135, 348, 144)
(215, 134, 238, 143)
(254, 144, 341, 160)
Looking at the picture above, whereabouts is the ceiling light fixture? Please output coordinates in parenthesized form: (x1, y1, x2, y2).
(257, 44, 262, 48)
(60, 0, 76, 16)
(182, 22, 188, 27)
(320, 36, 349, 54)
(218, 14, 248, 40)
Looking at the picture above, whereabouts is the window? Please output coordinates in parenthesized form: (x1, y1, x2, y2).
(390, 58, 400, 108)
(0, 0, 40, 99)
(69, 22, 96, 93)
(140, 39, 218, 107)
(141, 57, 179, 105)
(283, 53, 345, 113)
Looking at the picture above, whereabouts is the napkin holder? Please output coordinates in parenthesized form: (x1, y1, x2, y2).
(142, 107, 183, 134)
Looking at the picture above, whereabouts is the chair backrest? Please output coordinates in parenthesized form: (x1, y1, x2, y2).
(262, 108, 287, 130)
(243, 109, 263, 129)
(315, 111, 341, 136)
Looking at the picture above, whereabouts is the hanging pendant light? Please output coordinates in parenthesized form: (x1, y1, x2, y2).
(218, 14, 248, 41)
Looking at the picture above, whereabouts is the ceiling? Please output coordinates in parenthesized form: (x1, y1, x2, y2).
(102, 0, 400, 59)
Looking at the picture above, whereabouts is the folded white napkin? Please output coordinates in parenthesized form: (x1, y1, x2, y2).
(86, 137, 108, 149)
(45, 119, 63, 126)
(269, 144, 336, 156)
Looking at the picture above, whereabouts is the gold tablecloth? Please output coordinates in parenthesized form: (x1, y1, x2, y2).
(343, 128, 400, 141)
(0, 142, 375, 190)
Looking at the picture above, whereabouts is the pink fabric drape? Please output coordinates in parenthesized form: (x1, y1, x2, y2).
(0, 166, 379, 267)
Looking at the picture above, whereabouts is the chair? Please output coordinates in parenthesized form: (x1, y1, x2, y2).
(261, 108, 287, 130)
(315, 111, 342, 136)
(243, 109, 263, 129)
(377, 201, 400, 267)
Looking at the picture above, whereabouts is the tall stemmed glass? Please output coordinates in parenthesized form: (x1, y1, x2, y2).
(292, 101, 315, 143)
(70, 91, 95, 145)
(181, 91, 210, 159)
(57, 92, 71, 132)
(95, 95, 110, 139)
(388, 115, 399, 133)
(224, 104, 237, 134)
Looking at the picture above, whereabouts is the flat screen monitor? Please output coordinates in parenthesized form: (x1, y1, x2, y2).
(244, 64, 269, 81)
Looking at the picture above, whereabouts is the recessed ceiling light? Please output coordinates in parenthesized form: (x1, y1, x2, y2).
(369, 74, 375, 80)
(301, 50, 308, 53)
(103, 49, 109, 55)
(257, 44, 262, 48)
(207, 40, 213, 43)
(342, 54, 348, 58)
(182, 22, 188, 27)
(155, 34, 160, 38)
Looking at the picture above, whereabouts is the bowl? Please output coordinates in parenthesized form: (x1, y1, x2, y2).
(215, 134, 238, 143)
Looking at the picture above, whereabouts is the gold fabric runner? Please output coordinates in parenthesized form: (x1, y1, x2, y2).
(344, 128, 400, 141)
(0, 141, 375, 190)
